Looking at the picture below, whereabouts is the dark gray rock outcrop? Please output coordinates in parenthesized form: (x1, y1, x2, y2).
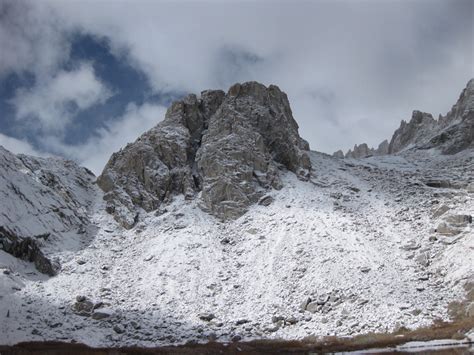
(97, 82, 311, 228)
(0, 227, 58, 276)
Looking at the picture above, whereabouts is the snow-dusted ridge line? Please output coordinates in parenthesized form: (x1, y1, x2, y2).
(0, 148, 472, 347)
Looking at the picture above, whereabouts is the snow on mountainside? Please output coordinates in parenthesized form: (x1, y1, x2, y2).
(0, 147, 473, 347)
(0, 81, 472, 348)
(0, 146, 97, 275)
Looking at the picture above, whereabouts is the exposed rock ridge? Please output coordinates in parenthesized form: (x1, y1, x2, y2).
(333, 78, 474, 158)
(388, 111, 437, 154)
(425, 78, 474, 154)
(334, 140, 388, 159)
(97, 82, 311, 228)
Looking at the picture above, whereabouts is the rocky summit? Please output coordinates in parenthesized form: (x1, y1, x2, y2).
(98, 82, 311, 228)
(334, 79, 474, 158)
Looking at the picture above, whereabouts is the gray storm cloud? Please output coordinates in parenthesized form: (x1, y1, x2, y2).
(0, 0, 472, 169)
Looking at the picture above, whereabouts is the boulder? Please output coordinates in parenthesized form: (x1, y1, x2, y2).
(258, 195, 274, 206)
(72, 297, 95, 316)
(436, 222, 462, 236)
(91, 308, 113, 320)
(444, 214, 472, 226)
(198, 312, 215, 322)
(432, 205, 450, 218)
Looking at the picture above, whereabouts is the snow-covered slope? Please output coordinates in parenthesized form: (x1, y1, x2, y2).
(1, 148, 472, 347)
(0, 146, 97, 275)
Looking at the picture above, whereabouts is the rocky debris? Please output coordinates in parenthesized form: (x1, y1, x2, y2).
(301, 291, 343, 314)
(72, 296, 95, 316)
(235, 318, 250, 325)
(432, 205, 450, 218)
(98, 82, 311, 227)
(424, 180, 453, 189)
(445, 214, 472, 226)
(258, 195, 274, 206)
(198, 312, 215, 322)
(113, 325, 125, 334)
(0, 227, 59, 276)
(91, 308, 113, 320)
(467, 183, 474, 193)
(231, 334, 242, 342)
(300, 297, 312, 311)
(72, 296, 109, 318)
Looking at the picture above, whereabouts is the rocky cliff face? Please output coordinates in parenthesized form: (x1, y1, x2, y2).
(424, 78, 474, 154)
(97, 82, 311, 228)
(334, 79, 474, 158)
(0, 146, 96, 275)
(387, 111, 437, 154)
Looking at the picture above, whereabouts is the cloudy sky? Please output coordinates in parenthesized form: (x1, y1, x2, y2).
(0, 0, 472, 174)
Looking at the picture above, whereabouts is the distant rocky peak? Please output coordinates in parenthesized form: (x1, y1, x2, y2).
(334, 78, 474, 158)
(334, 139, 389, 159)
(387, 110, 437, 154)
(97, 82, 311, 229)
(443, 78, 474, 123)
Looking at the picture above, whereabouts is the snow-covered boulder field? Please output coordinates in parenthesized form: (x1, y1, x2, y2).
(1, 148, 472, 347)
(0, 81, 472, 348)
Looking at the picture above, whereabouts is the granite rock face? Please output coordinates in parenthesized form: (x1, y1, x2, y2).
(98, 82, 311, 228)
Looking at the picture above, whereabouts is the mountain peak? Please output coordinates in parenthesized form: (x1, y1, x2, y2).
(334, 78, 474, 157)
(97, 82, 311, 229)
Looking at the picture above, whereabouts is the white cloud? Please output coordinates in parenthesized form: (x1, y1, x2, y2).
(40, 0, 473, 153)
(12, 63, 112, 132)
(0, 0, 69, 80)
(1, 0, 473, 157)
(43, 102, 166, 175)
(0, 133, 46, 157)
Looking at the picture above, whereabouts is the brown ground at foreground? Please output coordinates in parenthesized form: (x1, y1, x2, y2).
(0, 318, 473, 355)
